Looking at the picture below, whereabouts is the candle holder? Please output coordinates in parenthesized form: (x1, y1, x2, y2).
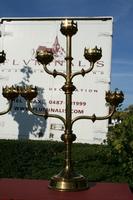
(1, 19, 124, 191)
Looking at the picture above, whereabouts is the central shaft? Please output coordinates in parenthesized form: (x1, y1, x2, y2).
(65, 34, 74, 175)
(49, 19, 89, 191)
(66, 34, 73, 135)
(61, 34, 76, 177)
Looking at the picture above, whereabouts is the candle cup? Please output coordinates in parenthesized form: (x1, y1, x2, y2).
(84, 46, 102, 63)
(60, 19, 78, 36)
(36, 49, 54, 65)
(2, 86, 19, 100)
(20, 86, 38, 101)
(105, 90, 124, 107)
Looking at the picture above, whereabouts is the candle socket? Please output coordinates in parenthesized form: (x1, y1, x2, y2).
(2, 86, 19, 100)
(20, 86, 38, 101)
(84, 46, 102, 63)
(36, 49, 54, 65)
(106, 90, 124, 107)
(60, 19, 78, 36)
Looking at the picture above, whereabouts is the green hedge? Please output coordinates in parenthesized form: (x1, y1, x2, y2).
(0, 139, 132, 187)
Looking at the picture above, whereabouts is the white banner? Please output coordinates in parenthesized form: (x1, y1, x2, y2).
(0, 17, 113, 143)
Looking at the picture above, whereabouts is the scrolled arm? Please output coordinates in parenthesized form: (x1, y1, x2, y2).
(43, 64, 66, 79)
(71, 62, 94, 80)
(46, 113, 66, 126)
(71, 46, 102, 80)
(27, 100, 66, 126)
(71, 105, 116, 127)
(36, 49, 66, 79)
(27, 100, 47, 118)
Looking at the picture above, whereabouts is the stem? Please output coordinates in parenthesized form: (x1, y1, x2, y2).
(43, 65, 66, 79)
(64, 34, 73, 173)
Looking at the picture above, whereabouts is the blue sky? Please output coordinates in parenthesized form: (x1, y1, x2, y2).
(0, 0, 133, 108)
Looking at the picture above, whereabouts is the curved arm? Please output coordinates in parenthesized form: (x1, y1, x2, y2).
(71, 62, 94, 80)
(46, 113, 66, 126)
(0, 100, 13, 115)
(72, 105, 116, 127)
(27, 100, 66, 126)
(27, 100, 46, 118)
(43, 64, 66, 80)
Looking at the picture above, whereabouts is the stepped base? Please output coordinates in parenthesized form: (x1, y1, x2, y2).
(48, 174, 89, 191)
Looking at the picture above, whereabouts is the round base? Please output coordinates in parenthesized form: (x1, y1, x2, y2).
(48, 174, 89, 191)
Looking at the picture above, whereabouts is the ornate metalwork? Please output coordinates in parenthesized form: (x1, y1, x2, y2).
(1, 19, 124, 192)
(34, 19, 124, 191)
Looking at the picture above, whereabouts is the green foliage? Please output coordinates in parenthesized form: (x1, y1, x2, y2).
(0, 139, 132, 187)
(124, 104, 133, 114)
(0, 140, 64, 179)
(107, 106, 133, 187)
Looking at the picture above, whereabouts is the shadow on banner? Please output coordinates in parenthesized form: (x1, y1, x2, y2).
(9, 66, 47, 140)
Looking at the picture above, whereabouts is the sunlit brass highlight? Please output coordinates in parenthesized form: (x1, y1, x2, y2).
(60, 19, 78, 36)
(49, 174, 89, 191)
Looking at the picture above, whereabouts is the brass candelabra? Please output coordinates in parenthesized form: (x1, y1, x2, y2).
(1, 19, 124, 191)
